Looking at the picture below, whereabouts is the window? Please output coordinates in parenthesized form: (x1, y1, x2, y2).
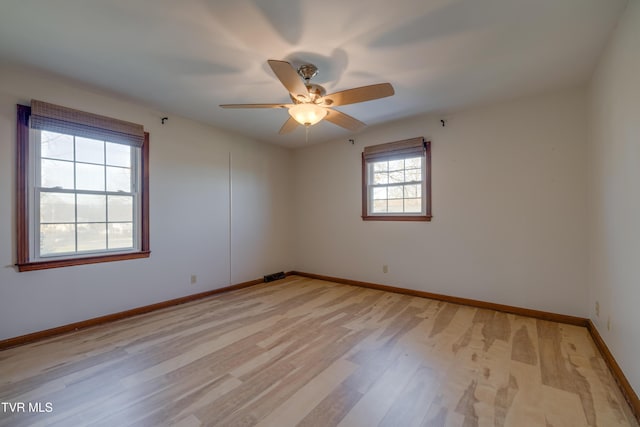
(362, 137, 431, 221)
(16, 101, 150, 272)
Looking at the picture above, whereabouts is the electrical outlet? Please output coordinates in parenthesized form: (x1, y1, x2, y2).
(595, 301, 600, 317)
(382, 265, 388, 274)
(190, 275, 197, 285)
(607, 316, 611, 331)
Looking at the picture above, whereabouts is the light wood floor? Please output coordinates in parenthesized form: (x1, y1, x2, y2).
(0, 276, 637, 427)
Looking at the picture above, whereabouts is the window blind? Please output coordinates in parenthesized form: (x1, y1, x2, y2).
(363, 137, 425, 161)
(30, 99, 145, 147)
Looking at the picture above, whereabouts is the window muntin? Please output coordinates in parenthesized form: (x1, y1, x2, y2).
(32, 130, 141, 259)
(362, 138, 431, 221)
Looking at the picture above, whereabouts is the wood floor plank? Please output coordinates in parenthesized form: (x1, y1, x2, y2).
(378, 365, 439, 427)
(337, 350, 423, 427)
(296, 383, 363, 427)
(0, 277, 637, 427)
(511, 324, 538, 365)
(255, 358, 358, 427)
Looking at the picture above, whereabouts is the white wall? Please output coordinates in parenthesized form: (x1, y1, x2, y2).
(587, 0, 640, 394)
(0, 64, 293, 340)
(293, 89, 588, 316)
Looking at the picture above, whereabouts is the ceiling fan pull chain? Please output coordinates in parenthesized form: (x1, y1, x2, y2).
(305, 124, 309, 143)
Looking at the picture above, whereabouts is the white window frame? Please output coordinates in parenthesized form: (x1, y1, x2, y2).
(28, 129, 142, 261)
(366, 155, 427, 217)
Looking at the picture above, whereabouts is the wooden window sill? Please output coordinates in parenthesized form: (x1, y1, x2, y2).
(17, 251, 151, 272)
(362, 215, 432, 222)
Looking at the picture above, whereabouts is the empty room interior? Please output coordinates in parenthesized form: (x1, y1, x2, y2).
(0, 1, 639, 426)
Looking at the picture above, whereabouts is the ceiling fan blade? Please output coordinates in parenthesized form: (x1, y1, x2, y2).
(279, 117, 299, 134)
(325, 109, 366, 131)
(220, 103, 291, 109)
(268, 60, 309, 101)
(324, 83, 394, 107)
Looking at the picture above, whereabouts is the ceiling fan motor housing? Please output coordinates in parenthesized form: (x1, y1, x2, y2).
(291, 83, 326, 104)
(297, 64, 318, 81)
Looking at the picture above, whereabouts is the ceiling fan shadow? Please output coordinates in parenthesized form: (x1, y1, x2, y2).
(151, 54, 242, 76)
(252, 0, 304, 45)
(368, 0, 478, 49)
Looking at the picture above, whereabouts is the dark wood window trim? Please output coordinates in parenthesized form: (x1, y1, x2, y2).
(16, 104, 150, 272)
(361, 139, 432, 222)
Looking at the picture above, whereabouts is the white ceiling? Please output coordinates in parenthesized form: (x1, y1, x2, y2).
(0, 0, 627, 147)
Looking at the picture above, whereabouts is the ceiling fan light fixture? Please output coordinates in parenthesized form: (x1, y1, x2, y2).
(288, 103, 327, 126)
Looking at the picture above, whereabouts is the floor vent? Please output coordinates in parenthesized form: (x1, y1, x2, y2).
(264, 272, 286, 282)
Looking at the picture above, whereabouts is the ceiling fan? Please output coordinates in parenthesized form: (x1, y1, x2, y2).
(220, 60, 395, 134)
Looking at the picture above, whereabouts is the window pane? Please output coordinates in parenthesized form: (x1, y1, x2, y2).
(405, 198, 422, 213)
(40, 224, 75, 255)
(108, 223, 133, 249)
(372, 187, 387, 200)
(388, 199, 403, 213)
(388, 185, 403, 199)
(40, 192, 75, 223)
(108, 195, 133, 222)
(106, 167, 131, 192)
(405, 157, 421, 169)
(373, 172, 388, 185)
(76, 163, 105, 191)
(372, 200, 387, 213)
(77, 223, 106, 251)
(404, 184, 419, 198)
(77, 194, 106, 222)
(388, 160, 404, 171)
(373, 161, 388, 172)
(106, 143, 131, 167)
(76, 137, 104, 164)
(405, 169, 421, 182)
(41, 131, 73, 160)
(41, 159, 74, 189)
(389, 170, 405, 183)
